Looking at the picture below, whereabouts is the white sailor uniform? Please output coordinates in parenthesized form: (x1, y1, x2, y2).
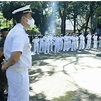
(99, 36, 101, 48)
(32, 37, 39, 55)
(86, 33, 92, 49)
(93, 34, 98, 49)
(79, 34, 85, 50)
(4, 23, 32, 101)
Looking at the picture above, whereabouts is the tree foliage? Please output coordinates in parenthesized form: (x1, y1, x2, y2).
(0, 1, 101, 35)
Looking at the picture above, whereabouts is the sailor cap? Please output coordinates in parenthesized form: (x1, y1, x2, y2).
(95, 32, 97, 35)
(12, 5, 32, 14)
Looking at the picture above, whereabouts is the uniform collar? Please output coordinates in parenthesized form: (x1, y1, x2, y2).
(17, 23, 27, 33)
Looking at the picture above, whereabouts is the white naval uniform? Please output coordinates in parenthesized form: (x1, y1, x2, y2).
(79, 34, 85, 50)
(32, 37, 39, 55)
(59, 36, 63, 51)
(71, 36, 76, 51)
(86, 34, 92, 49)
(4, 23, 32, 101)
(43, 35, 50, 54)
(68, 36, 72, 51)
(93, 35, 98, 49)
(54, 36, 60, 53)
(75, 36, 79, 50)
(63, 35, 68, 52)
(39, 37, 43, 53)
(99, 36, 101, 48)
(49, 35, 54, 52)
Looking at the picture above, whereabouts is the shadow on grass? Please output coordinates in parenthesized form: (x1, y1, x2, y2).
(52, 90, 101, 101)
(52, 91, 76, 101)
(96, 54, 101, 57)
(29, 68, 44, 83)
(29, 68, 55, 84)
(30, 93, 50, 101)
(30, 90, 101, 101)
(32, 61, 50, 66)
(32, 50, 93, 67)
(30, 50, 101, 84)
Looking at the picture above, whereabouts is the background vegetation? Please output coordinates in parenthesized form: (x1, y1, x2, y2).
(0, 1, 101, 36)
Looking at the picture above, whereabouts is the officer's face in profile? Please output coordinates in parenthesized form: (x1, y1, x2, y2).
(22, 12, 34, 28)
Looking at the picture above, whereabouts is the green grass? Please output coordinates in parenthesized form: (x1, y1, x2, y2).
(52, 91, 75, 101)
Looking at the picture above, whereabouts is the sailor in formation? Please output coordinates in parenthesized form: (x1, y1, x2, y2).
(32, 32, 100, 55)
(32, 35, 39, 55)
(85, 32, 92, 50)
(71, 34, 76, 51)
(79, 33, 85, 50)
(39, 35, 43, 53)
(99, 35, 101, 48)
(63, 34, 69, 52)
(59, 34, 64, 52)
(93, 32, 98, 49)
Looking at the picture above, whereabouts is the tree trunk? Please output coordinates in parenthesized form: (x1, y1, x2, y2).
(73, 5, 76, 33)
(61, 13, 66, 36)
(59, 3, 67, 36)
(40, 14, 46, 35)
(84, 14, 90, 34)
(74, 16, 76, 33)
(84, 2, 95, 34)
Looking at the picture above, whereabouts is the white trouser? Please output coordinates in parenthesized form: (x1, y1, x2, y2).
(99, 40, 101, 47)
(39, 43, 43, 52)
(67, 41, 71, 51)
(50, 42, 53, 52)
(59, 41, 63, 51)
(71, 42, 76, 51)
(76, 41, 79, 50)
(44, 42, 50, 54)
(63, 42, 68, 51)
(54, 43, 59, 53)
(79, 41, 85, 50)
(86, 40, 91, 49)
(6, 67, 29, 101)
(93, 41, 97, 49)
(34, 44, 39, 54)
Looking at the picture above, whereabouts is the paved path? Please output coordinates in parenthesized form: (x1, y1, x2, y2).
(29, 49, 101, 101)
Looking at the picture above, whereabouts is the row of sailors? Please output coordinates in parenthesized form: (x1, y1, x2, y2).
(32, 32, 100, 55)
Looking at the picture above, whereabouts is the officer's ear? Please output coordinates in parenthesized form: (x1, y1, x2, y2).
(21, 15, 27, 23)
(21, 16, 24, 20)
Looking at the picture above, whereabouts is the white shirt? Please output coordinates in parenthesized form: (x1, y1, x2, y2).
(63, 35, 68, 42)
(87, 34, 92, 40)
(93, 35, 97, 41)
(32, 37, 39, 45)
(71, 36, 76, 42)
(79, 34, 85, 41)
(4, 23, 32, 68)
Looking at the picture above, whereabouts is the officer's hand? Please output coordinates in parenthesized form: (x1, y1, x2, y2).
(1, 60, 7, 71)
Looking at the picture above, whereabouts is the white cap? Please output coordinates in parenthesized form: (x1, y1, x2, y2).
(95, 32, 97, 35)
(12, 5, 32, 14)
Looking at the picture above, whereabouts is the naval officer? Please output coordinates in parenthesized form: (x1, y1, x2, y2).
(2, 5, 35, 101)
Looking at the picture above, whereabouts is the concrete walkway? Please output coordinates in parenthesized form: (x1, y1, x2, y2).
(29, 49, 101, 101)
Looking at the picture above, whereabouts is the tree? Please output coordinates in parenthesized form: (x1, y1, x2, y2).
(1, 1, 101, 35)
(1, 1, 27, 27)
(58, 1, 69, 35)
(95, 2, 101, 29)
(66, 2, 80, 33)
(1, 1, 50, 34)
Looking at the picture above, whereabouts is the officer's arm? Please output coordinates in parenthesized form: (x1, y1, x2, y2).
(2, 51, 22, 70)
